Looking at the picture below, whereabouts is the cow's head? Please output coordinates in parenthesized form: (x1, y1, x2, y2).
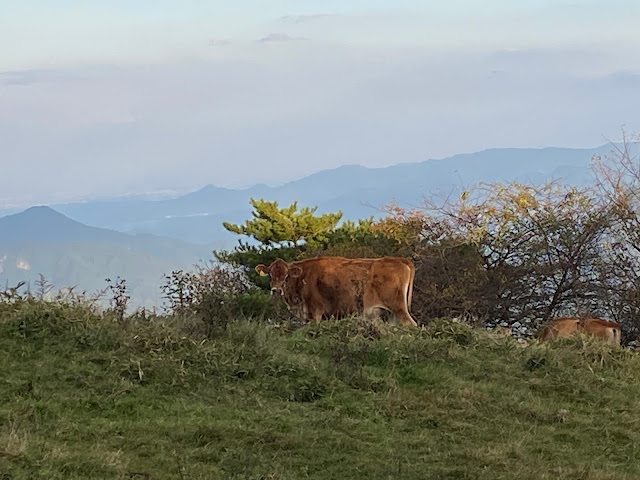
(255, 258, 303, 296)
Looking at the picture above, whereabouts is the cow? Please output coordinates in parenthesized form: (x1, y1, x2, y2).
(539, 317, 621, 346)
(255, 256, 417, 326)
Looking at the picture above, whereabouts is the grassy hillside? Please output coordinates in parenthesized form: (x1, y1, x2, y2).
(1, 302, 639, 479)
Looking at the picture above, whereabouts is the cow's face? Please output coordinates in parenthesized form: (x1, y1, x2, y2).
(255, 258, 302, 296)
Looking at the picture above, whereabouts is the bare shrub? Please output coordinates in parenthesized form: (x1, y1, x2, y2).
(161, 261, 249, 315)
(105, 277, 130, 322)
(0, 281, 27, 303)
(161, 261, 280, 335)
(34, 273, 53, 300)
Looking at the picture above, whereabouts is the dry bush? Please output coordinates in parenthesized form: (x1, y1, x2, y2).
(376, 181, 614, 332)
(161, 261, 282, 335)
(161, 261, 250, 315)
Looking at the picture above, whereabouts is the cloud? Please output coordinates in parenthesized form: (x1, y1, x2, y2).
(257, 33, 307, 43)
(575, 71, 640, 91)
(209, 39, 232, 47)
(603, 72, 640, 88)
(0, 70, 53, 86)
(278, 14, 339, 24)
(1, 43, 639, 205)
(0, 66, 123, 87)
(0, 72, 33, 86)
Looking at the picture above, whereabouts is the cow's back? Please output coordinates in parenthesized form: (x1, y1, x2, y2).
(368, 257, 414, 296)
(582, 318, 621, 346)
(540, 317, 580, 341)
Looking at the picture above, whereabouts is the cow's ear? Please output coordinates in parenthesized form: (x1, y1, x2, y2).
(255, 264, 270, 277)
(289, 265, 303, 278)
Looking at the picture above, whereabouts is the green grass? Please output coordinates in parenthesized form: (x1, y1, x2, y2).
(1, 301, 640, 479)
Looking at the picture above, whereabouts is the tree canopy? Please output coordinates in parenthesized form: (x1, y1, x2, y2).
(222, 199, 342, 249)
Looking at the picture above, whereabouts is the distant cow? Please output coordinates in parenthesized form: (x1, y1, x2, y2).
(540, 317, 621, 346)
(255, 256, 417, 326)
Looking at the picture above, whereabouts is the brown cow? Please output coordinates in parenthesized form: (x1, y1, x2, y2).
(540, 317, 621, 346)
(255, 256, 417, 326)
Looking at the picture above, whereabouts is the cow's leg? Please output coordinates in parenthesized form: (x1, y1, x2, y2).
(368, 302, 417, 326)
(307, 303, 323, 323)
(373, 269, 418, 327)
(384, 286, 417, 327)
(392, 308, 418, 327)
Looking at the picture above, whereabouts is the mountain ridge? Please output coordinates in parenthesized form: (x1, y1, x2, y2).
(0, 207, 213, 307)
(1, 143, 631, 247)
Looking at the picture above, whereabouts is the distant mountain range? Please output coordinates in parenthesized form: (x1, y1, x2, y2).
(0, 144, 629, 307)
(12, 144, 617, 246)
(0, 206, 212, 308)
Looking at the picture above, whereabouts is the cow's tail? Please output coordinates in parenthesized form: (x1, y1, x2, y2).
(406, 262, 415, 313)
(612, 326, 621, 346)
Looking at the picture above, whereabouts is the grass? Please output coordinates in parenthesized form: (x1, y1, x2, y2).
(1, 300, 639, 479)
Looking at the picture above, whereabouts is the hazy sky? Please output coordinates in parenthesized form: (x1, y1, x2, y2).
(1, 1, 639, 206)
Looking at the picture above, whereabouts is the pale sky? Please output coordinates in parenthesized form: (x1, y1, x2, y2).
(1, 1, 639, 205)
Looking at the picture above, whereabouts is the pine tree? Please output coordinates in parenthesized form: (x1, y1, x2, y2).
(222, 198, 343, 248)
